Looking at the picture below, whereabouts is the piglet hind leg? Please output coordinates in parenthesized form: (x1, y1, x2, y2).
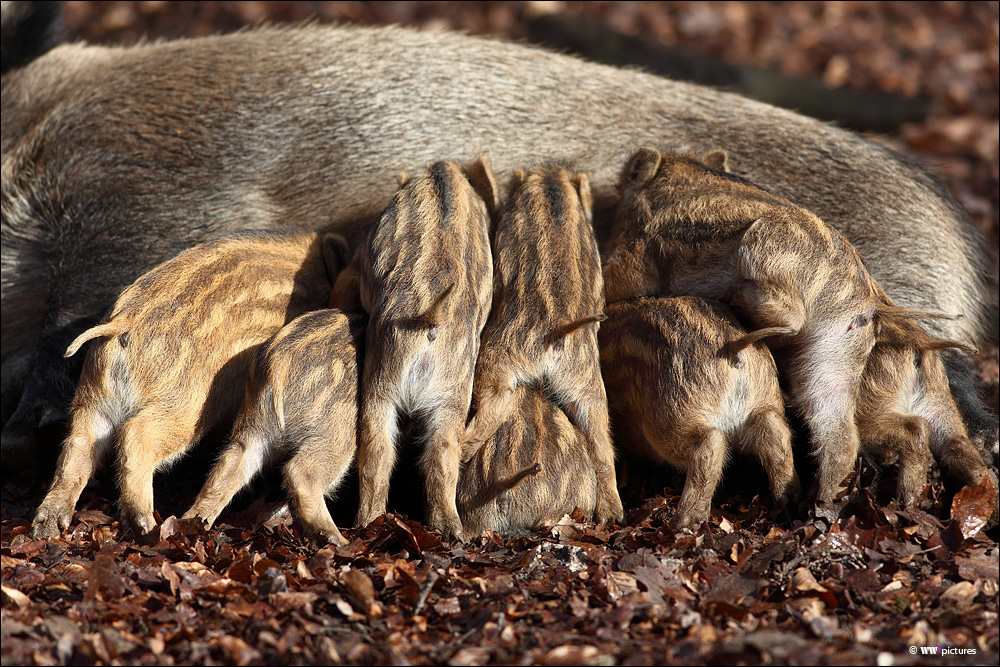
(919, 358, 998, 502)
(935, 434, 996, 494)
(461, 377, 517, 457)
(355, 391, 400, 528)
(737, 406, 802, 509)
(671, 427, 727, 530)
(283, 435, 354, 547)
(554, 363, 624, 523)
(809, 418, 863, 524)
(786, 343, 867, 523)
(804, 407, 863, 525)
(857, 412, 933, 510)
(183, 428, 276, 528)
(926, 412, 998, 511)
(729, 280, 806, 338)
(116, 413, 196, 542)
(421, 405, 467, 542)
(32, 406, 115, 539)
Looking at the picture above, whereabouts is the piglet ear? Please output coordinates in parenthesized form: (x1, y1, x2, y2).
(396, 171, 412, 188)
(465, 155, 499, 216)
(621, 147, 662, 188)
(574, 171, 593, 225)
(321, 233, 352, 280)
(702, 149, 730, 172)
(507, 168, 527, 198)
(875, 307, 978, 354)
(329, 263, 363, 311)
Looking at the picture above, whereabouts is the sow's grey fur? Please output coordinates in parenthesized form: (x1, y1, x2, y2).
(1, 7, 995, 465)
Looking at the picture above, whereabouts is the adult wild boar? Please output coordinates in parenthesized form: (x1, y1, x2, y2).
(2, 3, 995, 468)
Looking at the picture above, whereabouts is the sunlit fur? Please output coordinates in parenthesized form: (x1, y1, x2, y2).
(461, 164, 623, 524)
(605, 148, 992, 518)
(600, 296, 800, 528)
(32, 230, 337, 540)
(334, 158, 497, 541)
(459, 386, 598, 536)
(184, 309, 367, 546)
(4, 18, 992, 471)
(856, 282, 996, 507)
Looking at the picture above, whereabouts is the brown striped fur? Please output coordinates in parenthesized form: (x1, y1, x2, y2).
(184, 309, 367, 546)
(459, 386, 598, 536)
(600, 297, 800, 528)
(605, 148, 986, 519)
(340, 158, 497, 541)
(32, 230, 339, 540)
(856, 282, 996, 508)
(462, 164, 623, 524)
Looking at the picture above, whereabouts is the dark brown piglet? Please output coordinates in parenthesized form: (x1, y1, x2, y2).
(31, 230, 343, 540)
(462, 164, 623, 525)
(856, 283, 997, 509)
(599, 296, 800, 528)
(184, 309, 367, 546)
(459, 386, 598, 536)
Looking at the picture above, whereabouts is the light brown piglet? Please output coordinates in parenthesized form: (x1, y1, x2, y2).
(603, 148, 991, 519)
(184, 309, 367, 546)
(461, 164, 623, 525)
(334, 158, 497, 541)
(599, 296, 801, 528)
(32, 230, 343, 540)
(459, 386, 598, 536)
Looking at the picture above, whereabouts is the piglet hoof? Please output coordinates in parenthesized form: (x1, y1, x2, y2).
(594, 495, 625, 525)
(178, 510, 210, 531)
(298, 516, 350, 548)
(784, 478, 804, 508)
(121, 513, 160, 545)
(777, 505, 797, 527)
(898, 491, 922, 513)
(668, 513, 698, 532)
(313, 529, 349, 548)
(355, 510, 382, 530)
(31, 501, 74, 540)
(428, 512, 466, 543)
(811, 500, 846, 532)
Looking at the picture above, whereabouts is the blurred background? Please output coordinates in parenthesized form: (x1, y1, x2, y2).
(60, 0, 999, 409)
